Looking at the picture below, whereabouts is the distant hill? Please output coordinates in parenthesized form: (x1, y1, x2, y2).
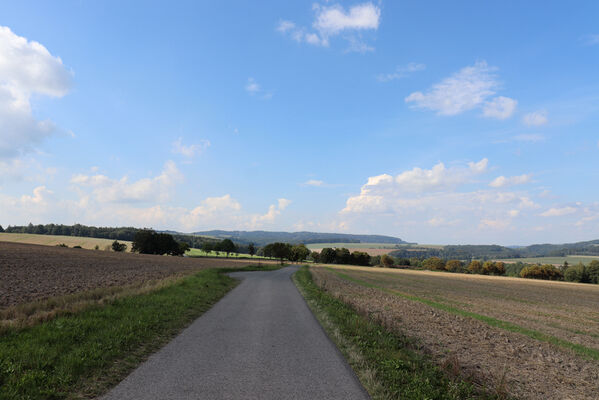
(191, 230, 407, 247)
(389, 240, 599, 260)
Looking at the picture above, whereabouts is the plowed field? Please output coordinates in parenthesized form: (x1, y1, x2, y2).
(312, 265, 599, 400)
(0, 241, 273, 309)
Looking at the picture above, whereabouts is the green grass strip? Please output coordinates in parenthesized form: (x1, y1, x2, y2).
(294, 267, 499, 400)
(0, 265, 278, 400)
(327, 268, 599, 361)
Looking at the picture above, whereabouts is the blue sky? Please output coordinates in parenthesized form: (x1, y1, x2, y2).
(0, 1, 598, 245)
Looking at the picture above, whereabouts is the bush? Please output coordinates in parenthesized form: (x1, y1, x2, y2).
(520, 264, 563, 281)
(131, 230, 185, 256)
(351, 251, 371, 266)
(564, 263, 588, 283)
(111, 240, 127, 252)
(56, 243, 68, 248)
(422, 257, 445, 271)
(467, 260, 482, 274)
(587, 260, 599, 284)
(445, 260, 463, 272)
(482, 261, 505, 275)
(381, 254, 394, 268)
(73, 245, 82, 249)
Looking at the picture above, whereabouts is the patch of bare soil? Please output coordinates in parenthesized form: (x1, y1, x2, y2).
(0, 241, 273, 309)
(312, 267, 599, 400)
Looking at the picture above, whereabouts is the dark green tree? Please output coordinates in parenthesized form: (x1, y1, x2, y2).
(0, 225, 4, 232)
(248, 243, 256, 257)
(291, 244, 310, 263)
(320, 248, 337, 264)
(111, 240, 127, 252)
(263, 242, 292, 264)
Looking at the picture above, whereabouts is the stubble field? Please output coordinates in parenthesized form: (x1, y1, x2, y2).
(311, 265, 599, 400)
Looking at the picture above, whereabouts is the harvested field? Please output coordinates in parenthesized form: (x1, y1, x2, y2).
(309, 247, 392, 256)
(311, 265, 599, 400)
(0, 232, 133, 251)
(0, 241, 274, 309)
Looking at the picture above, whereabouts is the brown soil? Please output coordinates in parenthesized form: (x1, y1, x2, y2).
(312, 266, 599, 400)
(0, 241, 273, 309)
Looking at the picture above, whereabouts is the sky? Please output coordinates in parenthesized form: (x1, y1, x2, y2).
(0, 1, 598, 245)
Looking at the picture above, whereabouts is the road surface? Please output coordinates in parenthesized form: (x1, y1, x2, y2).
(101, 266, 370, 400)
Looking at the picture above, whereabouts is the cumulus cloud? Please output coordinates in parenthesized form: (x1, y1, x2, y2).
(376, 63, 426, 82)
(405, 61, 516, 119)
(540, 206, 577, 217)
(523, 111, 548, 126)
(337, 158, 552, 242)
(482, 96, 517, 119)
(489, 174, 531, 188)
(171, 137, 210, 158)
(70, 161, 183, 204)
(0, 26, 73, 160)
(277, 2, 380, 51)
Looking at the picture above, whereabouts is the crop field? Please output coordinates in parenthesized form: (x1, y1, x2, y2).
(185, 248, 271, 259)
(0, 241, 274, 310)
(306, 242, 402, 256)
(497, 255, 599, 265)
(0, 232, 133, 251)
(310, 265, 599, 400)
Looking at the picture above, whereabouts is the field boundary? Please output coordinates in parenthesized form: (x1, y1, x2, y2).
(327, 267, 599, 361)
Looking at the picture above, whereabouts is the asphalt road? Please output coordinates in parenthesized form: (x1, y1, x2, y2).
(101, 266, 370, 400)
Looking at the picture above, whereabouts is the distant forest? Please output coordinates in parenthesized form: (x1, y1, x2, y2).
(1, 223, 219, 250)
(390, 241, 599, 260)
(0, 224, 406, 250)
(191, 230, 407, 246)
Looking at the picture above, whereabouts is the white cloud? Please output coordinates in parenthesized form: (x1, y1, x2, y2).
(513, 134, 545, 143)
(489, 174, 531, 188)
(304, 179, 324, 187)
(581, 34, 599, 46)
(245, 77, 261, 94)
(540, 206, 577, 217)
(405, 61, 516, 119)
(0, 26, 73, 160)
(482, 96, 517, 119)
(171, 137, 210, 158)
(70, 161, 183, 204)
(523, 111, 548, 126)
(277, 2, 380, 51)
(245, 77, 272, 99)
(276, 20, 296, 33)
(376, 63, 426, 82)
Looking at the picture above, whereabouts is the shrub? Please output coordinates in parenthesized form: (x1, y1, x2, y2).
(351, 251, 371, 266)
(381, 254, 394, 268)
(94, 245, 100, 250)
(73, 245, 82, 249)
(57, 243, 68, 248)
(520, 264, 563, 280)
(422, 257, 445, 271)
(445, 260, 463, 272)
(131, 230, 184, 256)
(467, 260, 483, 274)
(587, 260, 599, 284)
(564, 263, 589, 283)
(482, 261, 505, 275)
(111, 240, 127, 252)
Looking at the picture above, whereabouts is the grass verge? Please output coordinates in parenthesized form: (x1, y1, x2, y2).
(328, 267, 599, 361)
(293, 266, 497, 400)
(0, 264, 278, 400)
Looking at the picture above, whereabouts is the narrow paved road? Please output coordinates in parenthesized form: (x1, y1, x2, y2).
(101, 266, 370, 400)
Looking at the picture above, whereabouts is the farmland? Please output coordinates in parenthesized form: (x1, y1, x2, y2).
(310, 265, 599, 400)
(0, 241, 274, 309)
(0, 232, 133, 251)
(497, 255, 599, 265)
